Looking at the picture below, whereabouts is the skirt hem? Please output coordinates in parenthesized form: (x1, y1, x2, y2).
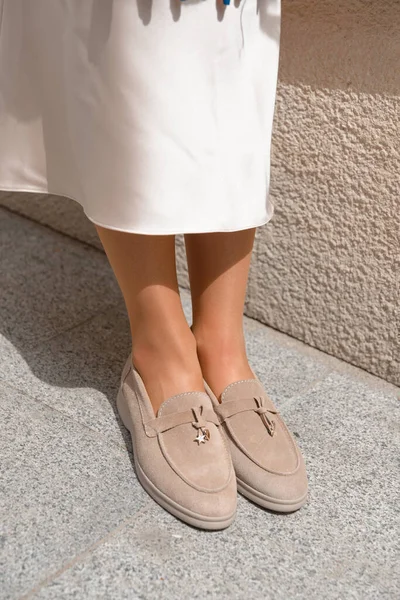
(0, 184, 274, 235)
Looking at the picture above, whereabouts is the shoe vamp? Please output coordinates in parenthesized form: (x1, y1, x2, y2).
(158, 422, 231, 492)
(226, 412, 299, 474)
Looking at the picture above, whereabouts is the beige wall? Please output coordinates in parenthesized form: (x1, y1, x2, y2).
(261, 0, 400, 385)
(1, 0, 399, 384)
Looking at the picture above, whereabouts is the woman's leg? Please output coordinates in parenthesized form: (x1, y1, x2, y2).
(95, 226, 205, 413)
(184, 228, 256, 401)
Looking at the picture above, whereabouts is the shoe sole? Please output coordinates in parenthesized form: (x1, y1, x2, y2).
(236, 477, 308, 513)
(116, 388, 236, 530)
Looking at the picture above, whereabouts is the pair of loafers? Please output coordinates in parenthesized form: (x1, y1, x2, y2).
(117, 353, 308, 530)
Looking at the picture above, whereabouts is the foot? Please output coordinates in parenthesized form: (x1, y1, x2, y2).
(192, 325, 308, 513)
(132, 328, 205, 414)
(117, 354, 237, 529)
(203, 376, 308, 513)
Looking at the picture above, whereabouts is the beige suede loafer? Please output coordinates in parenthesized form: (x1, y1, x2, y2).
(203, 371, 308, 513)
(117, 354, 237, 530)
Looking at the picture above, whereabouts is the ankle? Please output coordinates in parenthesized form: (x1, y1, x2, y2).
(132, 331, 197, 372)
(191, 325, 254, 398)
(130, 330, 205, 413)
(192, 325, 246, 362)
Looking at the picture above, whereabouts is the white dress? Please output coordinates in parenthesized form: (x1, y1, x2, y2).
(0, 0, 281, 235)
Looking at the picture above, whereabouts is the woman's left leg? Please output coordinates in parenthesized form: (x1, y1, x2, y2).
(185, 228, 309, 513)
(184, 228, 256, 400)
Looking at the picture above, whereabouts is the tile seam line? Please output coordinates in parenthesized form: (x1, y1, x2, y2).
(279, 372, 400, 411)
(25, 303, 117, 351)
(18, 501, 154, 600)
(0, 379, 129, 454)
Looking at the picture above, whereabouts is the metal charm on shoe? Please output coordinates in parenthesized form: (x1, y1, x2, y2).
(191, 406, 211, 444)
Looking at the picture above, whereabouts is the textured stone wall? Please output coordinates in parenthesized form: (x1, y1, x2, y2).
(1, 0, 399, 384)
(252, 0, 400, 384)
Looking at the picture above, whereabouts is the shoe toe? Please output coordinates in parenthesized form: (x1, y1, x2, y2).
(191, 473, 237, 521)
(118, 366, 237, 530)
(205, 377, 309, 513)
(232, 438, 308, 511)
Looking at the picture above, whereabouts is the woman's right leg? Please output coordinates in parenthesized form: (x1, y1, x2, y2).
(95, 225, 204, 414)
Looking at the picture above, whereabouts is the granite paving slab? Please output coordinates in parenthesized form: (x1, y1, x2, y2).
(0, 208, 122, 349)
(0, 307, 132, 447)
(0, 382, 148, 600)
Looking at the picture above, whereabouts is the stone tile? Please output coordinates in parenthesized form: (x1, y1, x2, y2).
(0, 382, 148, 600)
(32, 373, 400, 600)
(0, 307, 132, 446)
(0, 294, 191, 448)
(249, 371, 400, 598)
(0, 208, 122, 349)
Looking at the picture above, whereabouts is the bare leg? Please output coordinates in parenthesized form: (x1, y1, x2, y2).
(184, 228, 256, 401)
(95, 226, 204, 413)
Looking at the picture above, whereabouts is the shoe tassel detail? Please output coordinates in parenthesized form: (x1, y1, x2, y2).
(191, 406, 210, 445)
(254, 396, 277, 437)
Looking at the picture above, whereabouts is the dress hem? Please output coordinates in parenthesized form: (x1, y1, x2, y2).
(0, 184, 274, 235)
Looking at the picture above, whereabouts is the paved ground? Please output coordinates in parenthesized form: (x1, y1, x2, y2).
(1, 207, 399, 600)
